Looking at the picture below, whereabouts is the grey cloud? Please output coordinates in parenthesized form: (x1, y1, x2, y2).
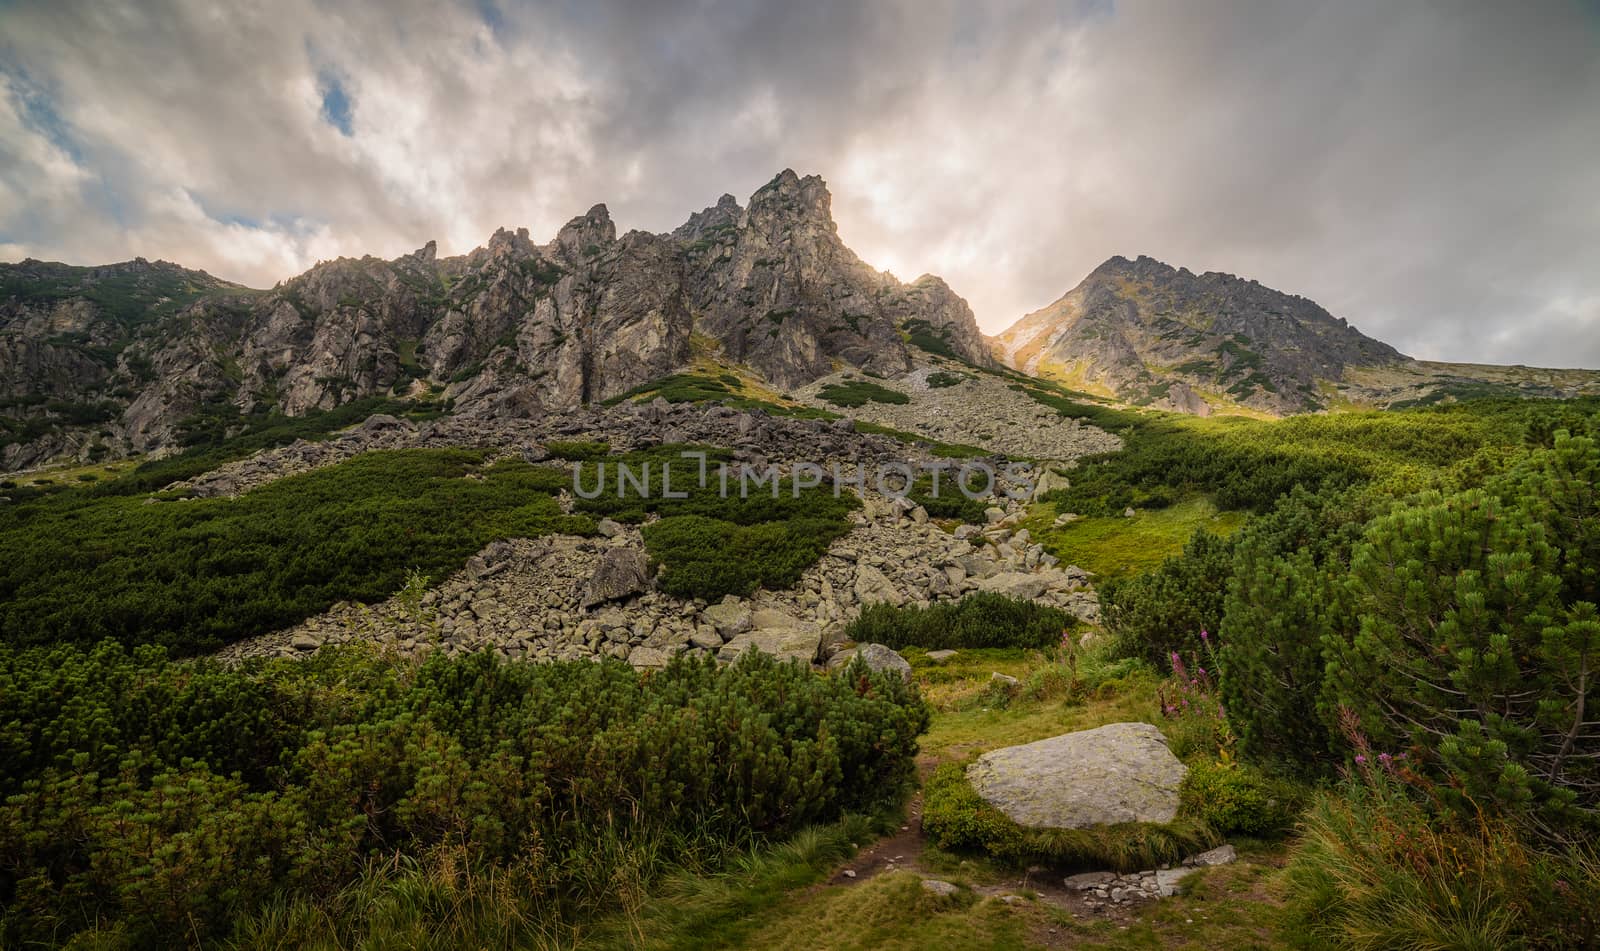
(0, 0, 1596, 367)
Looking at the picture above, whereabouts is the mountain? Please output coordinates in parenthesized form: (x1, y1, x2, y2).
(0, 170, 991, 470)
(992, 254, 1407, 415)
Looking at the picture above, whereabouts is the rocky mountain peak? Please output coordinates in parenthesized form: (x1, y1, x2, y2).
(486, 226, 537, 259)
(745, 169, 834, 236)
(671, 193, 744, 241)
(995, 254, 1406, 414)
(555, 204, 617, 258)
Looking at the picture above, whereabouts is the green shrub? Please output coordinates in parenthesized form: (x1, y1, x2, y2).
(544, 438, 611, 460)
(0, 450, 589, 654)
(844, 594, 1074, 651)
(1218, 485, 1371, 774)
(922, 762, 1025, 859)
(923, 762, 1218, 872)
(601, 372, 736, 406)
(0, 643, 929, 945)
(818, 381, 910, 407)
(1325, 437, 1600, 830)
(644, 515, 851, 601)
(907, 473, 988, 523)
(926, 371, 965, 389)
(1179, 760, 1297, 837)
(1102, 529, 1235, 666)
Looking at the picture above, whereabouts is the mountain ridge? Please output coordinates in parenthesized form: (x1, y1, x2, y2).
(0, 169, 992, 470)
(990, 253, 1599, 415)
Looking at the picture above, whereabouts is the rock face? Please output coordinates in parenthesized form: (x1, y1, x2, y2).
(0, 170, 992, 471)
(967, 722, 1186, 829)
(992, 254, 1407, 415)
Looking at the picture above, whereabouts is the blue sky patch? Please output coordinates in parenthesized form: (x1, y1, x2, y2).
(318, 69, 353, 136)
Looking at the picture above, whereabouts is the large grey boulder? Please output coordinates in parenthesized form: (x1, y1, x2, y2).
(580, 548, 653, 607)
(967, 722, 1186, 828)
(717, 627, 822, 665)
(826, 643, 913, 682)
(974, 571, 1050, 600)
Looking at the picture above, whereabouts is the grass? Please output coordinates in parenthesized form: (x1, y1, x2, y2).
(909, 645, 1163, 761)
(723, 873, 1035, 951)
(1019, 496, 1247, 581)
(4, 458, 139, 488)
(1065, 851, 1298, 950)
(579, 815, 893, 950)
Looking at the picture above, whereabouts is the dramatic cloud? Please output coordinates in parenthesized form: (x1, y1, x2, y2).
(2, 0, 1597, 366)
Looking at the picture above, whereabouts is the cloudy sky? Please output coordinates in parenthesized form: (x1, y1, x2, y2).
(2, 1, 1598, 367)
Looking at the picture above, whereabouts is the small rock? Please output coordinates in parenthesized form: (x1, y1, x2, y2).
(926, 649, 959, 663)
(920, 879, 960, 897)
(1064, 871, 1116, 891)
(1184, 844, 1237, 867)
(290, 633, 319, 652)
(1155, 867, 1197, 897)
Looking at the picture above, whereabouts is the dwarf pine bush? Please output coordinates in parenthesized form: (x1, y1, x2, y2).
(0, 642, 929, 945)
(844, 593, 1074, 651)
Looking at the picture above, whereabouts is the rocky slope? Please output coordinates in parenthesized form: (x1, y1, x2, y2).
(210, 397, 1104, 668)
(0, 170, 991, 471)
(992, 254, 1407, 414)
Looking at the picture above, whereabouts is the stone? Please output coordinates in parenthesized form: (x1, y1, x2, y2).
(920, 880, 960, 897)
(580, 547, 652, 607)
(826, 643, 913, 682)
(973, 571, 1050, 600)
(966, 722, 1186, 829)
(290, 633, 319, 652)
(1184, 844, 1237, 867)
(627, 646, 672, 668)
(702, 598, 753, 638)
(1154, 867, 1197, 897)
(926, 649, 959, 663)
(990, 672, 1019, 686)
(597, 518, 624, 538)
(853, 564, 904, 606)
(1064, 871, 1116, 891)
(688, 624, 724, 650)
(717, 626, 823, 665)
